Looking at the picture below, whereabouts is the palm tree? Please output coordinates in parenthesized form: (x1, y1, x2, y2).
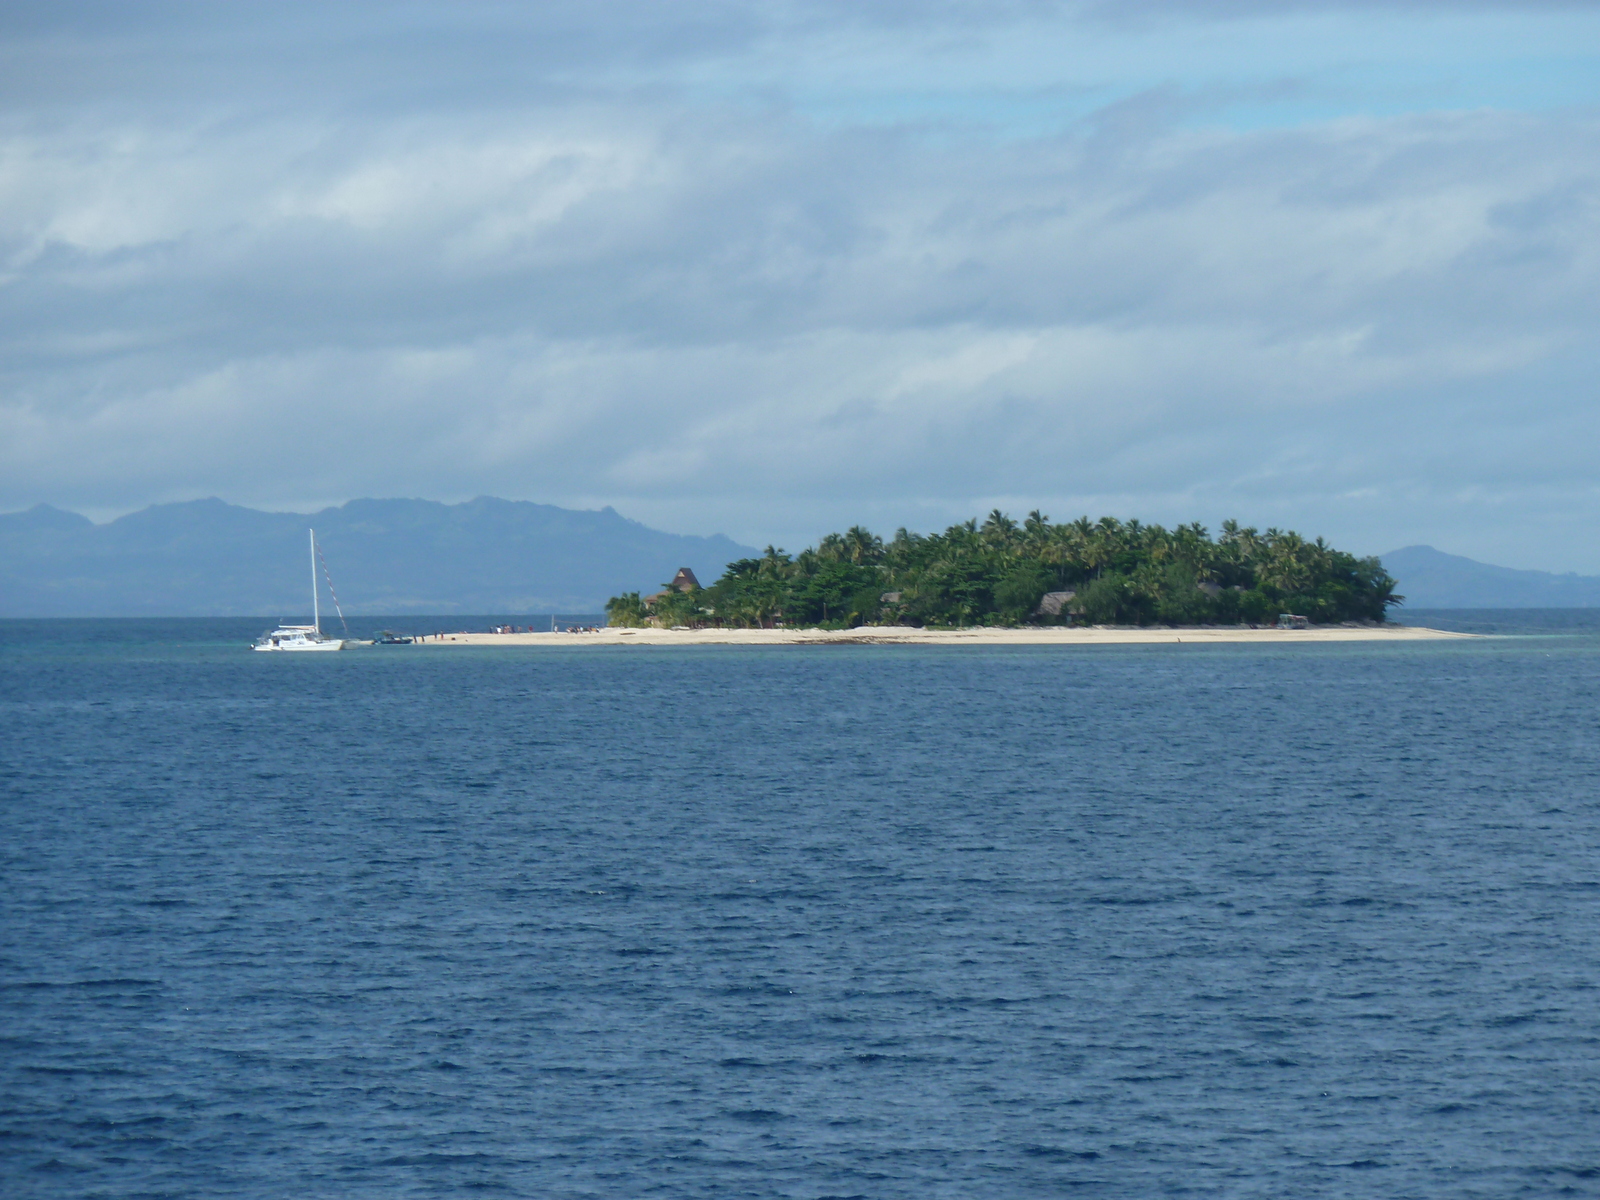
(759, 546, 792, 578)
(1023, 509, 1051, 552)
(843, 525, 883, 564)
(1081, 519, 1120, 578)
(981, 509, 1019, 551)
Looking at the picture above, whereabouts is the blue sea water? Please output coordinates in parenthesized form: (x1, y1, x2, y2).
(4, 615, 1600, 1199)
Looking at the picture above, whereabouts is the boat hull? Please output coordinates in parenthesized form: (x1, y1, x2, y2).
(252, 625, 345, 651)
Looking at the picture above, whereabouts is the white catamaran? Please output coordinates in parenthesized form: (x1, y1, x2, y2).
(252, 529, 348, 652)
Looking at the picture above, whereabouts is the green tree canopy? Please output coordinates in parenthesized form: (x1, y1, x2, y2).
(612, 513, 1401, 629)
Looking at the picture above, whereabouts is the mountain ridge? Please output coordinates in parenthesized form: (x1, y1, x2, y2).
(0, 497, 755, 617)
(1380, 544, 1600, 609)
(4, 506, 1593, 616)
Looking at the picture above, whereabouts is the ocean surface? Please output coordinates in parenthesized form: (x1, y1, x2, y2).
(4, 612, 1600, 1198)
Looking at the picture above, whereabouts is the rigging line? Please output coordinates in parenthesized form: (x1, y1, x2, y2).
(314, 537, 351, 637)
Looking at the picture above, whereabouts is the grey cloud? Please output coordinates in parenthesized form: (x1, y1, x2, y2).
(7, 106, 1593, 358)
(1069, 0, 1600, 26)
(2, 1, 1586, 114)
(6, 107, 1597, 455)
(5, 3, 1600, 568)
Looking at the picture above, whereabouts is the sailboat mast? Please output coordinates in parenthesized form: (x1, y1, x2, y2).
(310, 528, 320, 633)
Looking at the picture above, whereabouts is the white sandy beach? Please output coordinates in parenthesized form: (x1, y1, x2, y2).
(401, 624, 1471, 647)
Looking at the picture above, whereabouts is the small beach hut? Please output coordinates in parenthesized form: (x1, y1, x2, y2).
(1036, 590, 1077, 617)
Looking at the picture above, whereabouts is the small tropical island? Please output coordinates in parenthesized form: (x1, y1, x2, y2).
(605, 511, 1401, 631)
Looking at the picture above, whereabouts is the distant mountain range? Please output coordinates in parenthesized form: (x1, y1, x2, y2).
(2, 503, 1592, 616)
(0, 497, 756, 617)
(1381, 545, 1600, 609)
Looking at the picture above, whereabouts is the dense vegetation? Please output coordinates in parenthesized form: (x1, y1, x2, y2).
(605, 511, 1401, 629)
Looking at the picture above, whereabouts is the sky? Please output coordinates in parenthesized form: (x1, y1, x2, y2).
(3, 1, 1599, 570)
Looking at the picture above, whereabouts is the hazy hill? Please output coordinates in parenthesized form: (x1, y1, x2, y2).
(0, 497, 755, 617)
(1381, 545, 1600, 609)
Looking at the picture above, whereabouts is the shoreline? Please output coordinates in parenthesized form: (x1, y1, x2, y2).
(394, 624, 1474, 647)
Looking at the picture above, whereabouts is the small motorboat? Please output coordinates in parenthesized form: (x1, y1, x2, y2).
(374, 630, 414, 644)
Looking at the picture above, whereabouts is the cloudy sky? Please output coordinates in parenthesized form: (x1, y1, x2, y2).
(4, 1, 1599, 568)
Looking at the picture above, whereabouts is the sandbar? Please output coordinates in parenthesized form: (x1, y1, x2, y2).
(401, 624, 1471, 647)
